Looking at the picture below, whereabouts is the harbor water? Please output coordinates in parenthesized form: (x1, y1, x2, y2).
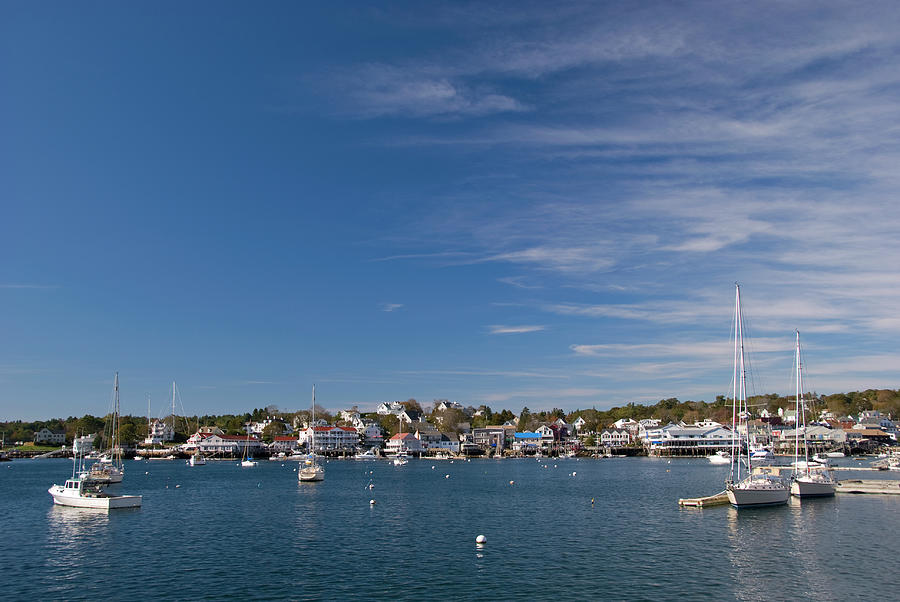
(1, 457, 898, 600)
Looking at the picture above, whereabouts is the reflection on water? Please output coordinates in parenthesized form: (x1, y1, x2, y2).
(4, 457, 900, 600)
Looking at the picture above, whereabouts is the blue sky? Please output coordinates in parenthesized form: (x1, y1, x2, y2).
(3, 1, 900, 420)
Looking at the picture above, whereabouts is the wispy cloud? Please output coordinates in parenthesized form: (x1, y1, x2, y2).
(0, 284, 59, 289)
(380, 303, 404, 312)
(488, 325, 546, 335)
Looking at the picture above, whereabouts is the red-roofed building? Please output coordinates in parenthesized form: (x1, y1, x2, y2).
(386, 432, 423, 455)
(271, 436, 301, 453)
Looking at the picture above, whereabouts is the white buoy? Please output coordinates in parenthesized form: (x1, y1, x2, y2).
(475, 534, 486, 544)
(431, 466, 435, 469)
(368, 484, 374, 489)
(572, 471, 577, 476)
(369, 499, 376, 505)
(175, 484, 181, 488)
(509, 480, 515, 485)
(445, 474, 450, 479)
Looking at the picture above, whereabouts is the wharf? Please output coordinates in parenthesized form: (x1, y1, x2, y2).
(836, 479, 900, 494)
(678, 491, 730, 507)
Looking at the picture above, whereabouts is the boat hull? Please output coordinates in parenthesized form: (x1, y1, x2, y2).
(790, 478, 836, 498)
(727, 481, 789, 508)
(298, 466, 324, 481)
(48, 486, 142, 509)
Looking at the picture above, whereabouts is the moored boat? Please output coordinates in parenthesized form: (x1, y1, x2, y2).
(789, 331, 835, 499)
(725, 285, 789, 508)
(298, 385, 325, 482)
(708, 450, 731, 465)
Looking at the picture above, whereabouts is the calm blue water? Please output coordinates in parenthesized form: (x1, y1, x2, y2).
(1, 457, 898, 600)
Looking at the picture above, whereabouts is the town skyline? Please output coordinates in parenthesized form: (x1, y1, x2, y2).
(4, 2, 900, 420)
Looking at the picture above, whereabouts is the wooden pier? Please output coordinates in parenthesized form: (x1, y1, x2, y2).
(678, 491, 730, 507)
(836, 479, 900, 494)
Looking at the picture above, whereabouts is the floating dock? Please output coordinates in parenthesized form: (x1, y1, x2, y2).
(836, 479, 900, 494)
(678, 491, 730, 507)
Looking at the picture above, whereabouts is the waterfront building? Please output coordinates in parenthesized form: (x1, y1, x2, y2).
(386, 432, 423, 455)
(473, 425, 516, 451)
(33, 428, 66, 445)
(414, 427, 442, 448)
(599, 428, 631, 446)
(572, 416, 587, 432)
(433, 432, 460, 453)
(186, 432, 262, 455)
(270, 436, 301, 453)
(512, 432, 541, 452)
(297, 426, 359, 452)
(144, 419, 175, 444)
(774, 425, 847, 453)
(643, 423, 733, 456)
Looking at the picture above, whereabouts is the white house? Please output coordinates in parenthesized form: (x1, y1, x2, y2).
(599, 428, 631, 446)
(434, 400, 464, 412)
(432, 432, 460, 453)
(33, 428, 66, 445)
(73, 434, 96, 455)
(572, 416, 587, 432)
(186, 432, 262, 455)
(356, 423, 384, 445)
(386, 432, 424, 454)
(145, 419, 175, 444)
(377, 401, 405, 415)
(246, 418, 291, 436)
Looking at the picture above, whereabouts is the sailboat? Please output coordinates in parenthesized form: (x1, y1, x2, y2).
(725, 284, 789, 509)
(299, 385, 325, 482)
(87, 373, 125, 484)
(790, 331, 836, 498)
(297, 385, 325, 481)
(393, 413, 409, 466)
(49, 431, 141, 509)
(240, 419, 258, 467)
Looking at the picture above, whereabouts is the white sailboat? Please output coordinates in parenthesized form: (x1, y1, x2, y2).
(392, 413, 408, 465)
(725, 285, 789, 509)
(298, 385, 325, 482)
(49, 432, 141, 510)
(240, 418, 258, 467)
(790, 331, 836, 498)
(87, 373, 125, 484)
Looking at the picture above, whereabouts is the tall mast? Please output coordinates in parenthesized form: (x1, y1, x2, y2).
(730, 284, 741, 482)
(311, 384, 316, 454)
(794, 331, 801, 473)
(113, 372, 120, 462)
(171, 381, 177, 435)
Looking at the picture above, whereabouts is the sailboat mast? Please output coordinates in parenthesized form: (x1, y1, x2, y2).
(171, 381, 176, 435)
(798, 332, 809, 471)
(113, 372, 120, 462)
(730, 285, 741, 482)
(738, 286, 750, 478)
(794, 331, 801, 473)
(311, 384, 316, 455)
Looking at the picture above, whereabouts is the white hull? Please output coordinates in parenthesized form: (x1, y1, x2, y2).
(790, 477, 836, 497)
(825, 452, 845, 458)
(727, 479, 789, 508)
(298, 465, 324, 481)
(189, 455, 206, 466)
(240, 460, 258, 467)
(708, 452, 731, 465)
(48, 485, 142, 509)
